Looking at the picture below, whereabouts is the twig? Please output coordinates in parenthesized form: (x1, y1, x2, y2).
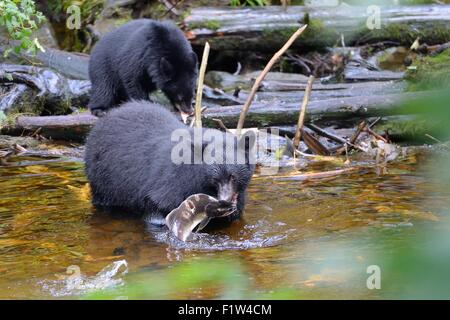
(212, 118, 232, 134)
(236, 24, 308, 135)
(335, 120, 367, 155)
(293, 75, 314, 150)
(425, 133, 444, 145)
(368, 116, 382, 129)
(364, 127, 388, 143)
(307, 123, 366, 152)
(349, 120, 367, 144)
(194, 42, 210, 128)
(160, 0, 182, 17)
(307, 124, 348, 144)
(12, 143, 27, 154)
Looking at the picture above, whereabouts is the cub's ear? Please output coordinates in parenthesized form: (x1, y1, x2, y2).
(190, 52, 198, 67)
(160, 57, 174, 81)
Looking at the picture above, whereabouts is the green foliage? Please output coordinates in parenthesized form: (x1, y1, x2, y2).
(0, 0, 46, 56)
(190, 20, 221, 31)
(406, 49, 450, 92)
(230, 0, 269, 6)
(86, 258, 297, 300)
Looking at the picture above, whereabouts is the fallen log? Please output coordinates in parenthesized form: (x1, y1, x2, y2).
(1, 91, 432, 142)
(0, 64, 90, 114)
(0, 44, 89, 80)
(202, 91, 431, 128)
(2, 113, 97, 142)
(184, 5, 450, 52)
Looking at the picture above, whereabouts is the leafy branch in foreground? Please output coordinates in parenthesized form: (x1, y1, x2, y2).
(0, 0, 46, 56)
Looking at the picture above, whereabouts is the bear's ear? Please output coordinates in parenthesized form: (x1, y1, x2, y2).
(160, 57, 174, 81)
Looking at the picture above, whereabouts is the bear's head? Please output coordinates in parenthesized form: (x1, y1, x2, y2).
(197, 130, 256, 213)
(159, 52, 198, 117)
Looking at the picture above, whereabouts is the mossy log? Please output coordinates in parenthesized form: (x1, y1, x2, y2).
(202, 91, 429, 128)
(2, 113, 97, 142)
(1, 91, 430, 142)
(184, 5, 450, 52)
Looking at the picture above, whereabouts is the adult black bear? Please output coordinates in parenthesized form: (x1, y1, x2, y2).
(88, 19, 198, 117)
(84, 101, 256, 225)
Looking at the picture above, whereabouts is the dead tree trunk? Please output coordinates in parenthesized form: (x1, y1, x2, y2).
(184, 5, 450, 51)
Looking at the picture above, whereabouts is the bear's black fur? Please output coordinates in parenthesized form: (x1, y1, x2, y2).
(84, 101, 255, 224)
(88, 19, 198, 116)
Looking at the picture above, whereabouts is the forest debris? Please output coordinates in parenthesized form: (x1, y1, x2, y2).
(307, 123, 354, 147)
(236, 24, 308, 135)
(364, 126, 389, 143)
(417, 42, 450, 56)
(0, 64, 90, 115)
(301, 129, 331, 156)
(293, 75, 314, 150)
(336, 121, 367, 155)
(159, 0, 182, 17)
(372, 139, 400, 164)
(0, 142, 28, 165)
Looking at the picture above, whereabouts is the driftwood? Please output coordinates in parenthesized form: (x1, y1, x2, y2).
(184, 5, 450, 51)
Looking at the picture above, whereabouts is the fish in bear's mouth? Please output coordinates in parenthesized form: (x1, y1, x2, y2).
(173, 102, 193, 124)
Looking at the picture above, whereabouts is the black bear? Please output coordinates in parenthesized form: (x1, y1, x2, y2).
(84, 101, 256, 225)
(88, 19, 198, 117)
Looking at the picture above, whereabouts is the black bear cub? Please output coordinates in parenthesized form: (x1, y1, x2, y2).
(88, 19, 198, 117)
(84, 101, 256, 225)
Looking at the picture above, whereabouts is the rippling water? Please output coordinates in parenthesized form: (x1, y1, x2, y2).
(0, 150, 447, 299)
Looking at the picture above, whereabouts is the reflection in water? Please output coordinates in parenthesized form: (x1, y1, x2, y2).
(0, 150, 447, 298)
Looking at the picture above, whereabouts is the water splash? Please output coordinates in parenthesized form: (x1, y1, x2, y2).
(153, 220, 291, 251)
(41, 260, 128, 297)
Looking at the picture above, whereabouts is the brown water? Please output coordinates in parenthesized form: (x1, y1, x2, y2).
(0, 150, 447, 299)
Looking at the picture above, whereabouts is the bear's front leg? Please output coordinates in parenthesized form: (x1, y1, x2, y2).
(121, 75, 151, 101)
